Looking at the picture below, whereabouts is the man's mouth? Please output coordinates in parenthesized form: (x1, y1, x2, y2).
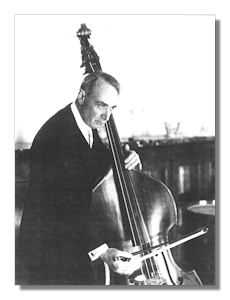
(95, 121, 105, 126)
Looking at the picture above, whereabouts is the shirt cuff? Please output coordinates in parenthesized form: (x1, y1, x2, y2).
(88, 243, 109, 261)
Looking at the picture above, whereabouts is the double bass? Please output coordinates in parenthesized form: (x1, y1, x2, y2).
(77, 24, 203, 286)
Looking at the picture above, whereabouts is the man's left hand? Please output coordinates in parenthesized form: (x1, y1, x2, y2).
(124, 144, 142, 171)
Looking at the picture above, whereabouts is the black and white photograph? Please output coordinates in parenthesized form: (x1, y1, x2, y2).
(14, 14, 215, 287)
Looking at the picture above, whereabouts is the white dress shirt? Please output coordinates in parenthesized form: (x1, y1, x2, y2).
(71, 102, 93, 148)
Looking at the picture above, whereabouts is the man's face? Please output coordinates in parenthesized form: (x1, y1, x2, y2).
(80, 79, 119, 129)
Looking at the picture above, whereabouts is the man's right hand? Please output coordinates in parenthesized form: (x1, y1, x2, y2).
(100, 248, 140, 276)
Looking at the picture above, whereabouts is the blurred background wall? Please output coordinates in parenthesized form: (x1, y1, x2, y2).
(15, 15, 215, 149)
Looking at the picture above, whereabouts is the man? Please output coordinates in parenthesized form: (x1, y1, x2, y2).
(17, 71, 141, 285)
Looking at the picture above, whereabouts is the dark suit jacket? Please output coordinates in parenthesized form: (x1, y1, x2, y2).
(17, 104, 112, 284)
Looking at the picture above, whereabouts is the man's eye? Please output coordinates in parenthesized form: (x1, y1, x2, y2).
(98, 104, 105, 109)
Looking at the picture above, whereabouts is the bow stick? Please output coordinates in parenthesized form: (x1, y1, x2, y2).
(132, 227, 208, 262)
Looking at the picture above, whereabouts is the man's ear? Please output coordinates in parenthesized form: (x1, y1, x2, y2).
(78, 89, 86, 105)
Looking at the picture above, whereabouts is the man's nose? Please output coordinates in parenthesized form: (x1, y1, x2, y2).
(101, 107, 111, 121)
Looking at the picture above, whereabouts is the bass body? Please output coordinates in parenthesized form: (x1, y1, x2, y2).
(89, 168, 202, 285)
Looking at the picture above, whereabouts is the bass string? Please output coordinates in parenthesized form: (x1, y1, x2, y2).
(108, 116, 150, 243)
(106, 117, 161, 281)
(105, 121, 152, 280)
(123, 159, 164, 282)
(124, 169, 163, 282)
(105, 120, 141, 242)
(108, 116, 166, 283)
(106, 118, 149, 243)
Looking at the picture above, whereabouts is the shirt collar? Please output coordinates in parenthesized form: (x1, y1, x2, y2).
(71, 102, 93, 143)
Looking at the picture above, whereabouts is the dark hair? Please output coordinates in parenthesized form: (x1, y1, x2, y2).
(80, 71, 120, 97)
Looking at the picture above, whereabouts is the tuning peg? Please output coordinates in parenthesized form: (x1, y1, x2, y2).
(77, 23, 91, 37)
(80, 62, 86, 68)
